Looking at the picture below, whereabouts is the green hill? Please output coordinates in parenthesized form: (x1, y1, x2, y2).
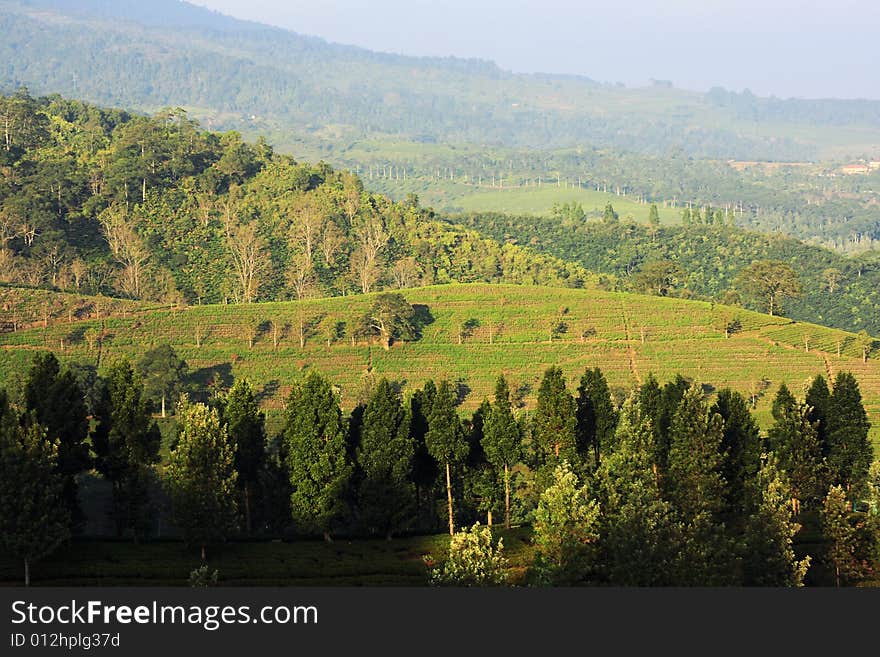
(2, 283, 878, 448)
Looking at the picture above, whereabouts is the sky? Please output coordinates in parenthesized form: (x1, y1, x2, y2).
(188, 0, 880, 100)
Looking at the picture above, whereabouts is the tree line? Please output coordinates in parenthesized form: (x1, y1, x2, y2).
(1, 347, 877, 586)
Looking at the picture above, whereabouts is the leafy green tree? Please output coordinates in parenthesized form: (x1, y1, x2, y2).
(711, 389, 762, 519)
(358, 292, 418, 349)
(531, 461, 600, 585)
(481, 375, 522, 529)
(633, 260, 686, 296)
(826, 372, 873, 495)
(595, 397, 680, 585)
(741, 456, 810, 586)
(427, 522, 508, 586)
(223, 378, 266, 535)
(166, 402, 239, 560)
(0, 396, 70, 586)
(767, 402, 826, 515)
(575, 367, 618, 468)
(822, 485, 867, 587)
(92, 360, 161, 539)
(23, 352, 89, 527)
(425, 380, 468, 535)
(735, 259, 801, 316)
(357, 378, 415, 538)
(283, 371, 352, 541)
(653, 374, 690, 471)
(647, 203, 661, 226)
(137, 343, 188, 418)
(532, 366, 577, 467)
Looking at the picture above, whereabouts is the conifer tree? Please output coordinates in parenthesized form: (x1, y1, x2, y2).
(822, 485, 865, 587)
(771, 383, 797, 422)
(92, 360, 161, 539)
(532, 366, 577, 466)
(711, 388, 762, 519)
(223, 378, 266, 535)
(425, 380, 468, 535)
(596, 397, 680, 585)
(0, 396, 70, 586)
(410, 381, 439, 527)
(805, 374, 831, 455)
(575, 367, 618, 468)
(531, 461, 600, 585)
(23, 352, 89, 527)
(283, 371, 352, 541)
(826, 372, 873, 495)
(665, 386, 734, 584)
(482, 375, 522, 529)
(741, 456, 810, 586)
(654, 374, 689, 471)
(166, 402, 239, 560)
(767, 402, 825, 515)
(357, 378, 415, 538)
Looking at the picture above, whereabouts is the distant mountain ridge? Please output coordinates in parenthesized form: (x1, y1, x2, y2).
(1, 0, 879, 160)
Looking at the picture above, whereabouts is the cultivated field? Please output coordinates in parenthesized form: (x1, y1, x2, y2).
(1, 283, 878, 446)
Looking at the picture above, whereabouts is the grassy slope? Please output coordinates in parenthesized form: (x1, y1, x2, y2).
(2, 283, 879, 448)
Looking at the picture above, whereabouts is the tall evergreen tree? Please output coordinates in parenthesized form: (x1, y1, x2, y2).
(771, 383, 797, 422)
(23, 353, 89, 528)
(805, 374, 831, 455)
(410, 381, 439, 528)
(357, 378, 415, 538)
(283, 371, 352, 541)
(166, 402, 238, 560)
(223, 378, 266, 535)
(822, 485, 866, 587)
(0, 393, 70, 586)
(482, 375, 522, 529)
(711, 388, 762, 519)
(826, 372, 873, 495)
(741, 456, 810, 586)
(665, 386, 734, 585)
(654, 374, 689, 471)
(92, 360, 161, 539)
(767, 402, 825, 515)
(575, 367, 618, 468)
(425, 380, 468, 535)
(532, 366, 578, 467)
(531, 461, 600, 585)
(596, 397, 680, 585)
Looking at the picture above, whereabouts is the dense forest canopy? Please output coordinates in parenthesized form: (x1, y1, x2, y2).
(0, 91, 593, 305)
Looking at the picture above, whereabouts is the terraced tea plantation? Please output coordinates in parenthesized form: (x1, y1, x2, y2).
(1, 283, 878, 447)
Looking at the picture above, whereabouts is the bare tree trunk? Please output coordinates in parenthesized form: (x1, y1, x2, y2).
(323, 531, 333, 543)
(245, 484, 252, 536)
(445, 461, 454, 536)
(504, 463, 511, 529)
(201, 545, 206, 561)
(24, 559, 30, 587)
(161, 394, 166, 419)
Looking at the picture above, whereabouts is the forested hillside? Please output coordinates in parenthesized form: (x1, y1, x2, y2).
(2, 0, 880, 162)
(459, 210, 880, 335)
(0, 92, 593, 306)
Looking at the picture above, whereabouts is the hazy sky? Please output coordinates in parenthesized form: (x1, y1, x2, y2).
(189, 0, 879, 99)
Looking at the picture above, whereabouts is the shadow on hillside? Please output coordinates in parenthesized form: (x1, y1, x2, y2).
(411, 304, 435, 339)
(257, 379, 280, 405)
(188, 363, 234, 401)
